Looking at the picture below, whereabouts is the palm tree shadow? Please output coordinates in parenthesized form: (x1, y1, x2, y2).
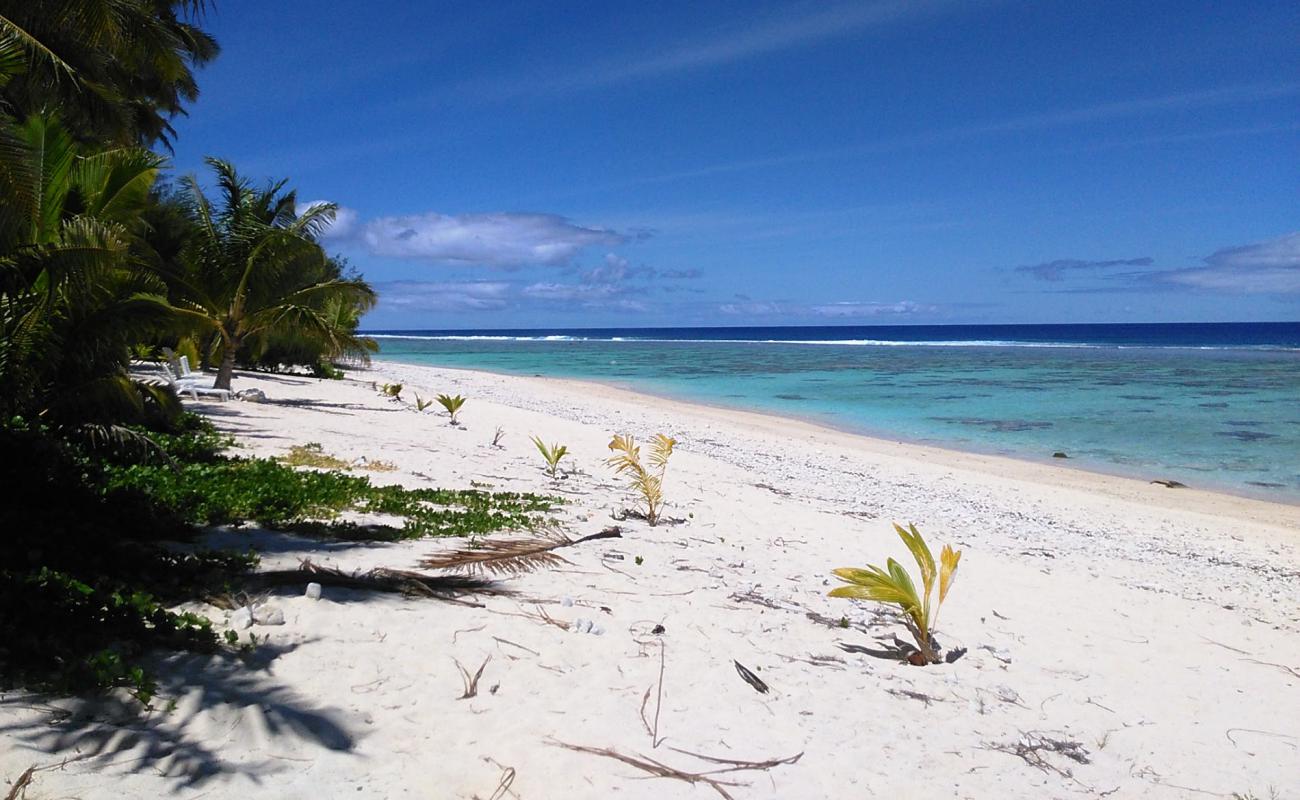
(0, 640, 354, 788)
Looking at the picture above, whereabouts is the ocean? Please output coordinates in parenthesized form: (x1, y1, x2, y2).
(366, 323, 1300, 502)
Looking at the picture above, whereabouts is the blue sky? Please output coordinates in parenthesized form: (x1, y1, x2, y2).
(169, 1, 1299, 329)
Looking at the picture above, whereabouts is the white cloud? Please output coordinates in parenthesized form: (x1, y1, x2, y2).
(810, 301, 936, 317)
(1159, 232, 1300, 293)
(345, 212, 625, 267)
(373, 280, 513, 311)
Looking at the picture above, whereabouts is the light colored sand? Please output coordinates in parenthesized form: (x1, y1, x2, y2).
(3, 363, 1298, 799)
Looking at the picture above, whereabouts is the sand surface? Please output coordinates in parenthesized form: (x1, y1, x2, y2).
(3, 363, 1298, 799)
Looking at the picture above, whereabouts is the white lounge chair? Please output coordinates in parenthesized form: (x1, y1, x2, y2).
(162, 363, 231, 401)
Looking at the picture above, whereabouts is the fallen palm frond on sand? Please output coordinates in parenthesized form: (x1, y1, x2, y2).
(420, 526, 623, 576)
(209, 559, 511, 607)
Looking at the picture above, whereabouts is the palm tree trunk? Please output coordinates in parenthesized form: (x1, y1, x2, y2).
(214, 341, 238, 390)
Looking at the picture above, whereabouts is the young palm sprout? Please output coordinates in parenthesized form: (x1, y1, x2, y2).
(413, 393, 435, 412)
(829, 523, 961, 665)
(436, 394, 466, 425)
(605, 433, 676, 526)
(531, 436, 570, 481)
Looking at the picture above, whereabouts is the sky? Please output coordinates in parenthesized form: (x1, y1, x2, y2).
(167, 1, 1300, 329)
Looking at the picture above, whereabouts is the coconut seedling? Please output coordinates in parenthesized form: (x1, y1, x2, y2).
(606, 433, 676, 526)
(531, 436, 570, 481)
(829, 523, 961, 665)
(413, 393, 435, 412)
(436, 393, 466, 425)
(380, 382, 403, 400)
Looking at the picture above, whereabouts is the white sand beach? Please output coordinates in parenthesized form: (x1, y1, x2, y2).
(4, 362, 1298, 799)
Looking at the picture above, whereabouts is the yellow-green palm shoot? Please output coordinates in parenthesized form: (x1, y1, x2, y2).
(436, 393, 466, 425)
(531, 436, 569, 481)
(413, 393, 435, 412)
(829, 523, 961, 665)
(606, 433, 676, 526)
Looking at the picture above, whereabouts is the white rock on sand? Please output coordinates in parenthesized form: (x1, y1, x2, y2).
(2, 363, 1298, 799)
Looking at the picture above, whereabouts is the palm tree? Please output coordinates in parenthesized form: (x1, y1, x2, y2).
(0, 112, 180, 426)
(165, 158, 375, 390)
(0, 0, 219, 148)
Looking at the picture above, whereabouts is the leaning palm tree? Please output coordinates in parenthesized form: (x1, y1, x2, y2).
(164, 158, 375, 390)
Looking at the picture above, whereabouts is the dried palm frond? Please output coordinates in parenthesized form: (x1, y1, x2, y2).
(420, 526, 623, 576)
(215, 559, 510, 606)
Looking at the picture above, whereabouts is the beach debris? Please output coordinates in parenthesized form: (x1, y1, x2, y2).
(420, 526, 624, 576)
(652, 624, 666, 635)
(236, 388, 266, 403)
(551, 740, 802, 800)
(733, 660, 769, 694)
(219, 559, 509, 606)
(304, 582, 322, 600)
(829, 522, 961, 665)
(491, 426, 506, 448)
(561, 596, 574, 607)
(454, 655, 491, 699)
(979, 644, 1013, 664)
(230, 606, 254, 630)
(606, 433, 677, 526)
(252, 604, 285, 625)
(1052, 451, 1069, 458)
(985, 731, 1090, 778)
(1150, 479, 1188, 488)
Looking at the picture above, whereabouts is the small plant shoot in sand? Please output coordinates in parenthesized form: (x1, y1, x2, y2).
(531, 436, 569, 481)
(380, 382, 402, 400)
(606, 433, 676, 526)
(436, 393, 466, 425)
(491, 426, 506, 448)
(413, 393, 435, 412)
(829, 523, 961, 665)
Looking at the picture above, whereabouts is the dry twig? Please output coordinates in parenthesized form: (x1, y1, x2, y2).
(455, 656, 492, 699)
(552, 741, 800, 800)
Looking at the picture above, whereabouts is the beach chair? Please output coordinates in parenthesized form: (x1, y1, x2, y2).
(162, 362, 232, 401)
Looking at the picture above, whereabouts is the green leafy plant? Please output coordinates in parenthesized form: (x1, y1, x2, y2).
(414, 393, 435, 412)
(381, 383, 403, 400)
(606, 433, 677, 526)
(531, 436, 570, 480)
(279, 442, 349, 470)
(436, 393, 466, 425)
(829, 523, 961, 665)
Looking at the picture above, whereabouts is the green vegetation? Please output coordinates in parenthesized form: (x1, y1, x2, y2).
(606, 433, 677, 526)
(531, 435, 570, 480)
(436, 393, 467, 425)
(414, 393, 435, 411)
(279, 442, 350, 470)
(381, 382, 403, 399)
(829, 523, 962, 665)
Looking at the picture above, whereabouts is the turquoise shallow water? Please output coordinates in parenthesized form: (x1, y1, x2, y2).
(372, 334, 1300, 502)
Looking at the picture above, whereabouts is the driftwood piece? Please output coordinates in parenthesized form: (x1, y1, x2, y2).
(552, 741, 802, 800)
(733, 660, 769, 694)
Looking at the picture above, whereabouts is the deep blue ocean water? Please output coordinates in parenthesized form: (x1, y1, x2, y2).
(367, 323, 1300, 501)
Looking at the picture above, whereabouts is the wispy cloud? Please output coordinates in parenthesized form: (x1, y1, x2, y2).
(466, 0, 971, 98)
(372, 280, 514, 312)
(610, 81, 1300, 190)
(324, 211, 627, 267)
(1017, 233, 1300, 296)
(1015, 256, 1153, 282)
(719, 298, 937, 318)
(1154, 232, 1300, 294)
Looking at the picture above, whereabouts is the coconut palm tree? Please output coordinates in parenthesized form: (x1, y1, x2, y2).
(0, 0, 219, 148)
(164, 158, 375, 390)
(0, 112, 180, 426)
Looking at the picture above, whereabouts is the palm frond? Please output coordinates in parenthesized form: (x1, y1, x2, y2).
(419, 527, 622, 577)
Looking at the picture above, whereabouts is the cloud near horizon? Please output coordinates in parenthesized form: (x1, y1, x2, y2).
(1016, 256, 1154, 282)
(719, 299, 937, 318)
(1017, 233, 1300, 295)
(323, 209, 627, 267)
